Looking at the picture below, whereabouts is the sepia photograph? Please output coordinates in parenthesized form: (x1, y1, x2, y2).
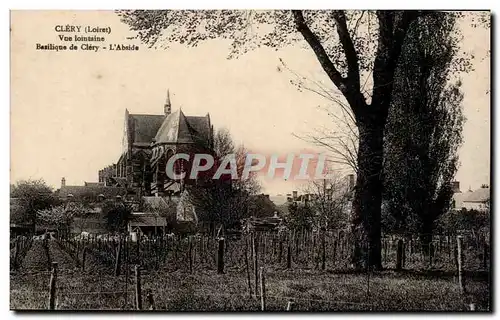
(9, 9, 491, 311)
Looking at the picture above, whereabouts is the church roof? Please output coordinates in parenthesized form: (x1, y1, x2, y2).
(185, 115, 211, 142)
(129, 114, 165, 145)
(154, 110, 210, 145)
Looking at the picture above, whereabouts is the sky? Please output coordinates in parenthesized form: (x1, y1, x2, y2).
(10, 10, 490, 195)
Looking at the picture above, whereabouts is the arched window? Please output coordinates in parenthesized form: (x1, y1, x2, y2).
(157, 154, 167, 192)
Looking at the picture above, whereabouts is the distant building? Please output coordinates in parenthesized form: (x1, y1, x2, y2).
(57, 177, 126, 202)
(451, 181, 490, 212)
(462, 185, 490, 212)
(98, 90, 214, 200)
(269, 173, 355, 219)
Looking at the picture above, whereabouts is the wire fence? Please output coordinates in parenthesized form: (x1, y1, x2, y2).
(10, 229, 490, 311)
(10, 265, 482, 311)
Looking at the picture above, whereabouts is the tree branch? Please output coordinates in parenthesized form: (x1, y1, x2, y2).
(332, 11, 360, 89)
(292, 10, 347, 94)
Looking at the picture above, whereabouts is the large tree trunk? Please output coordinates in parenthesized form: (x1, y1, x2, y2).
(351, 111, 385, 270)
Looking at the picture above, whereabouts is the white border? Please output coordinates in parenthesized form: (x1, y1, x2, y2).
(3, 1, 497, 319)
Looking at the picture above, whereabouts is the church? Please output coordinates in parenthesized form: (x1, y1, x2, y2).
(98, 91, 214, 200)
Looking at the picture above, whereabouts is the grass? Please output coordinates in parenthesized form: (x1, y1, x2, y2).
(10, 238, 491, 311)
(11, 266, 489, 311)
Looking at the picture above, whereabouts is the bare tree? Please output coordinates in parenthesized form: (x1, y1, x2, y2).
(186, 127, 260, 234)
(302, 171, 352, 230)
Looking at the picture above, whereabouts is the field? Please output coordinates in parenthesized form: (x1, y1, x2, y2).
(10, 231, 491, 311)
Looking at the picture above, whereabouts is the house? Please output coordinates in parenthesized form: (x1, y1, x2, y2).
(128, 213, 169, 238)
(269, 174, 355, 218)
(462, 185, 490, 212)
(243, 214, 283, 232)
(57, 177, 126, 202)
(450, 181, 490, 212)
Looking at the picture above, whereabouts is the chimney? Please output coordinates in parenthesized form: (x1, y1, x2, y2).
(61, 177, 66, 188)
(292, 190, 298, 201)
(164, 89, 171, 116)
(452, 181, 461, 193)
(348, 174, 355, 190)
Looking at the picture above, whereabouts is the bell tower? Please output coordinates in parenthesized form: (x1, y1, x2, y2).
(164, 89, 171, 116)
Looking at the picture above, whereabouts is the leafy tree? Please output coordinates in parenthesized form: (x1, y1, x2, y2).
(10, 179, 59, 230)
(37, 202, 89, 235)
(248, 194, 278, 218)
(437, 208, 490, 235)
(102, 200, 133, 233)
(118, 10, 488, 268)
(383, 12, 465, 252)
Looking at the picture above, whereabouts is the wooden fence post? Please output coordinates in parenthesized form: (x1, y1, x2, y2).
(253, 233, 259, 295)
(402, 240, 406, 268)
(457, 236, 465, 293)
(48, 262, 58, 310)
(321, 231, 326, 270)
(429, 242, 434, 267)
(82, 247, 86, 271)
(217, 237, 225, 274)
(278, 239, 283, 263)
(260, 267, 266, 311)
(396, 239, 404, 271)
(286, 238, 292, 269)
(286, 300, 294, 311)
(136, 235, 140, 262)
(483, 236, 488, 270)
(135, 265, 142, 310)
(13, 237, 19, 270)
(332, 238, 338, 263)
(146, 289, 156, 310)
(245, 235, 252, 297)
(115, 239, 122, 276)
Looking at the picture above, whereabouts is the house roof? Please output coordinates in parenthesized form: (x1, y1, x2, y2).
(129, 214, 168, 227)
(84, 182, 104, 187)
(58, 185, 126, 199)
(463, 187, 490, 203)
(142, 196, 169, 208)
(245, 216, 283, 231)
(129, 114, 165, 144)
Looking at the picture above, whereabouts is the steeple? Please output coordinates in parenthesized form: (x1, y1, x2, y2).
(164, 90, 171, 116)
